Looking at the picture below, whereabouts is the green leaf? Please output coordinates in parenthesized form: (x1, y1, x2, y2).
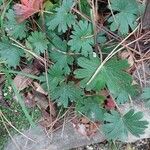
(50, 50, 74, 74)
(102, 110, 127, 140)
(51, 82, 83, 108)
(48, 32, 68, 51)
(102, 109, 148, 140)
(68, 20, 94, 57)
(48, 64, 65, 88)
(74, 56, 105, 91)
(108, 0, 139, 34)
(123, 109, 148, 137)
(141, 87, 150, 107)
(41, 64, 65, 91)
(97, 32, 107, 44)
(47, 0, 76, 33)
(80, 0, 90, 16)
(4, 9, 27, 39)
(74, 56, 136, 104)
(0, 38, 24, 67)
(141, 87, 150, 100)
(27, 31, 49, 54)
(76, 96, 105, 121)
(49, 33, 74, 74)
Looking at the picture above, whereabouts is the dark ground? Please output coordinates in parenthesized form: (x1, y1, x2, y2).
(74, 138, 150, 150)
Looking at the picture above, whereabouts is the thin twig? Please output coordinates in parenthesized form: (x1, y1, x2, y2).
(10, 37, 46, 64)
(0, 110, 36, 142)
(0, 112, 21, 150)
(87, 29, 150, 85)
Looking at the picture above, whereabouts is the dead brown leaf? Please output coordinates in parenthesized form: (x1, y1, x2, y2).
(34, 91, 56, 117)
(120, 51, 134, 67)
(13, 67, 38, 91)
(39, 110, 53, 128)
(33, 82, 47, 95)
(24, 92, 36, 108)
(80, 117, 90, 124)
(34, 91, 49, 110)
(72, 116, 100, 137)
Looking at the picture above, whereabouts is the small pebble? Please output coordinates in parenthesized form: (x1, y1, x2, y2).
(86, 145, 93, 150)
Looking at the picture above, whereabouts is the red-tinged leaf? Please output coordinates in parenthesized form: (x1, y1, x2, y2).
(21, 0, 28, 5)
(13, 0, 44, 22)
(105, 98, 116, 110)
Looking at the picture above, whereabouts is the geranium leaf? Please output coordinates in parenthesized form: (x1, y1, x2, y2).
(51, 82, 83, 108)
(141, 87, 150, 108)
(47, 0, 76, 33)
(74, 56, 136, 104)
(102, 109, 148, 140)
(4, 9, 27, 39)
(108, 0, 140, 34)
(68, 20, 94, 57)
(27, 31, 49, 54)
(0, 38, 24, 67)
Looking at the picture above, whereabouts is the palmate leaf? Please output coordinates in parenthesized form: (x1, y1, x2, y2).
(40, 64, 65, 91)
(102, 109, 148, 140)
(4, 9, 27, 39)
(76, 96, 105, 121)
(50, 50, 74, 75)
(68, 20, 94, 57)
(47, 0, 76, 33)
(27, 31, 49, 54)
(102, 110, 127, 140)
(141, 87, 150, 107)
(74, 56, 105, 91)
(51, 82, 83, 108)
(0, 38, 24, 67)
(108, 0, 139, 34)
(74, 56, 136, 104)
(49, 32, 74, 74)
(123, 109, 148, 137)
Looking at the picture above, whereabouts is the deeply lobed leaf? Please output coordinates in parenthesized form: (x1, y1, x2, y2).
(76, 96, 105, 121)
(47, 0, 76, 33)
(27, 31, 49, 54)
(75, 56, 136, 104)
(141, 87, 150, 107)
(102, 109, 148, 140)
(0, 38, 24, 67)
(4, 9, 27, 39)
(51, 82, 83, 108)
(108, 0, 139, 34)
(68, 20, 94, 57)
(48, 32, 74, 74)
